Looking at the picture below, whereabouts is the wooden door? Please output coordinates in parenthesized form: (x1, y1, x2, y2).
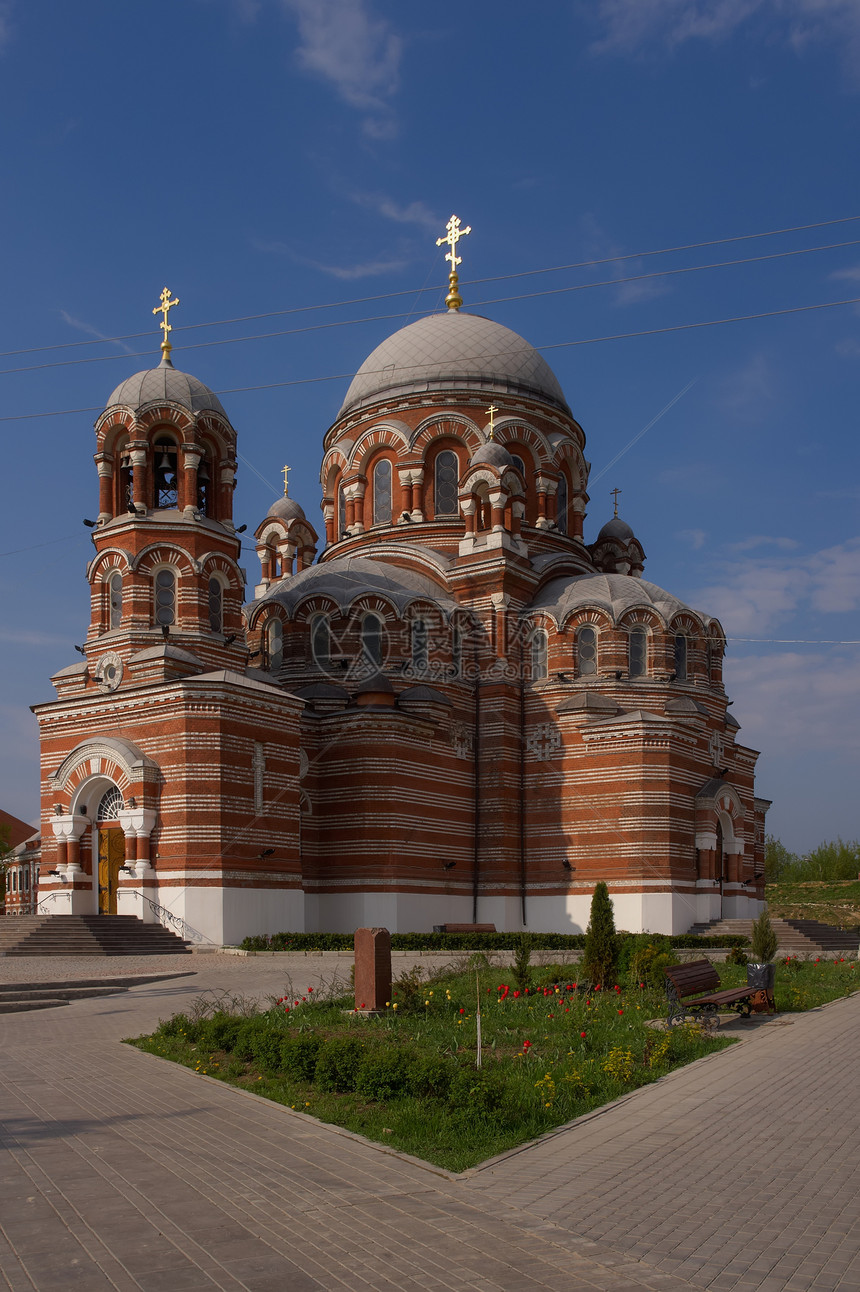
(98, 828, 125, 914)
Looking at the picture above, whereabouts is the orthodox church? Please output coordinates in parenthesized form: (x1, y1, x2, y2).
(30, 222, 768, 944)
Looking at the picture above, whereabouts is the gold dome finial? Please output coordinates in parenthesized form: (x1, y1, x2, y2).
(282, 464, 291, 497)
(611, 486, 622, 518)
(486, 404, 498, 440)
(153, 286, 180, 361)
(436, 214, 471, 311)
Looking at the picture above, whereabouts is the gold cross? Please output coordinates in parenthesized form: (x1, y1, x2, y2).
(611, 486, 622, 517)
(486, 404, 498, 440)
(282, 464, 291, 497)
(153, 287, 180, 357)
(436, 214, 471, 311)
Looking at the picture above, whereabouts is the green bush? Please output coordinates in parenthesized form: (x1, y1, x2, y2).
(315, 1038, 365, 1092)
(158, 1012, 196, 1040)
(356, 1047, 416, 1101)
(407, 1053, 454, 1099)
(240, 929, 749, 952)
(751, 909, 778, 962)
(280, 1033, 323, 1081)
(512, 933, 534, 992)
(581, 882, 619, 988)
(626, 936, 679, 988)
(727, 945, 748, 967)
(448, 1064, 507, 1117)
(232, 1019, 265, 1062)
(198, 1012, 244, 1052)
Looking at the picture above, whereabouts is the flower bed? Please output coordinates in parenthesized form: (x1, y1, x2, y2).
(127, 957, 856, 1172)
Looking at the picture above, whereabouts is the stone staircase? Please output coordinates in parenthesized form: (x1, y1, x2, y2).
(0, 914, 191, 957)
(0, 972, 195, 1013)
(688, 916, 859, 956)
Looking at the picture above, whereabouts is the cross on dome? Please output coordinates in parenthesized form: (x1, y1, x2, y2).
(611, 486, 622, 518)
(282, 464, 291, 497)
(153, 287, 180, 361)
(436, 214, 471, 312)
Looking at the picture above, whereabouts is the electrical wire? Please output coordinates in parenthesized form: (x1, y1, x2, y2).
(2, 291, 859, 424)
(4, 236, 860, 379)
(3, 213, 860, 361)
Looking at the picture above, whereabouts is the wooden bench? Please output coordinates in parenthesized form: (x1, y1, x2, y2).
(664, 959, 766, 1030)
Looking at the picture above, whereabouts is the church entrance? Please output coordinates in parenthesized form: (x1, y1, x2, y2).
(96, 785, 126, 915)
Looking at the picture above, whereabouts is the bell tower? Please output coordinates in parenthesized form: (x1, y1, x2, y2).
(82, 289, 247, 683)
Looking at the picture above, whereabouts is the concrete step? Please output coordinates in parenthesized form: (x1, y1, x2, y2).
(0, 913, 191, 956)
(0, 999, 69, 1014)
(0, 971, 195, 1013)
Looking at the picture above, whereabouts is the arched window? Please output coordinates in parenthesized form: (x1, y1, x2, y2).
(361, 613, 384, 668)
(197, 456, 211, 515)
(629, 627, 647, 678)
(674, 633, 688, 681)
(118, 444, 133, 512)
(311, 614, 330, 669)
(511, 454, 526, 478)
(208, 577, 223, 633)
(153, 437, 178, 509)
(108, 572, 123, 629)
(412, 618, 428, 673)
(97, 785, 124, 821)
(373, 460, 392, 525)
(154, 568, 176, 627)
(338, 485, 346, 539)
(531, 628, 548, 681)
(434, 450, 459, 516)
(577, 625, 597, 676)
(266, 618, 283, 671)
(556, 473, 569, 536)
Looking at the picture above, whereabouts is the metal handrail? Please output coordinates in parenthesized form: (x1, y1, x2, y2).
(122, 890, 215, 944)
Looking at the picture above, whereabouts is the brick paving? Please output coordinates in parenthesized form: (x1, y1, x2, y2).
(0, 953, 857, 1291)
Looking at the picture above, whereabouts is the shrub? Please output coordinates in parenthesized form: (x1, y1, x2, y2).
(512, 933, 534, 992)
(751, 910, 778, 963)
(727, 945, 748, 967)
(448, 1064, 506, 1117)
(158, 1012, 196, 1040)
(355, 1047, 416, 1101)
(581, 882, 619, 987)
(407, 1054, 454, 1099)
(280, 1033, 323, 1081)
(392, 965, 426, 1012)
(315, 1038, 365, 1092)
(629, 941, 679, 989)
(198, 1012, 244, 1052)
(232, 1019, 265, 1062)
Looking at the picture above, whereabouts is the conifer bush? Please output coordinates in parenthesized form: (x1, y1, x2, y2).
(751, 909, 778, 963)
(581, 881, 619, 987)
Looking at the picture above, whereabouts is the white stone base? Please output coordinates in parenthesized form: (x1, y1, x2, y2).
(153, 885, 306, 946)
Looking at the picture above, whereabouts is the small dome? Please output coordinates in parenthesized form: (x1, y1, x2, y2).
(597, 516, 635, 544)
(106, 357, 227, 418)
(267, 495, 306, 523)
(470, 440, 514, 470)
(338, 311, 570, 418)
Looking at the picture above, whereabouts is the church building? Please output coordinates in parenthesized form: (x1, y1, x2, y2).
(31, 223, 768, 944)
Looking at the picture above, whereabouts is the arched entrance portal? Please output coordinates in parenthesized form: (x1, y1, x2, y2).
(96, 785, 126, 915)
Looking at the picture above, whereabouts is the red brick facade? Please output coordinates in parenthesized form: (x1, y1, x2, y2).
(30, 312, 767, 941)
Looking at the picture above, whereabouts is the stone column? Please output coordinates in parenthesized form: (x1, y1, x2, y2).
(489, 489, 506, 531)
(410, 469, 425, 521)
(354, 927, 392, 1015)
(130, 448, 147, 511)
(96, 455, 114, 521)
(460, 496, 477, 535)
(571, 495, 586, 541)
(398, 470, 412, 519)
(182, 445, 202, 515)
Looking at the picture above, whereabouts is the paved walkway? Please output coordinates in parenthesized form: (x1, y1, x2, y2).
(0, 955, 857, 1292)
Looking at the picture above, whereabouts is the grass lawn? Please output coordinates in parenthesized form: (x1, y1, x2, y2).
(127, 956, 858, 1172)
(765, 880, 860, 930)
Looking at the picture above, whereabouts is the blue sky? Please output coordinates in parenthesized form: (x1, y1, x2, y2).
(2, 0, 859, 852)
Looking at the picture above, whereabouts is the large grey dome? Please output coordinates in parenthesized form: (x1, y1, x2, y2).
(106, 358, 227, 418)
(338, 312, 570, 418)
(471, 441, 515, 470)
(597, 516, 635, 543)
(266, 495, 307, 523)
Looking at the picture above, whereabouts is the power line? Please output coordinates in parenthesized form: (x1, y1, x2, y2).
(3, 235, 860, 380)
(1, 291, 858, 425)
(3, 212, 860, 361)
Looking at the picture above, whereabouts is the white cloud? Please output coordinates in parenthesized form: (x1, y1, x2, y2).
(577, 214, 670, 308)
(725, 650, 860, 755)
(251, 237, 409, 279)
(281, 0, 401, 130)
(830, 263, 860, 282)
(60, 310, 135, 356)
(0, 627, 70, 647)
(349, 191, 439, 233)
(728, 535, 799, 553)
(590, 0, 860, 79)
(678, 528, 708, 549)
(692, 537, 860, 634)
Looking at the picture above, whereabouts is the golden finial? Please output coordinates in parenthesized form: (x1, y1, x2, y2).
(282, 464, 291, 497)
(611, 486, 622, 518)
(153, 287, 180, 360)
(436, 214, 471, 311)
(486, 404, 498, 440)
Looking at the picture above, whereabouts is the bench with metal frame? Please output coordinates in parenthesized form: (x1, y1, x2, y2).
(664, 959, 763, 1030)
